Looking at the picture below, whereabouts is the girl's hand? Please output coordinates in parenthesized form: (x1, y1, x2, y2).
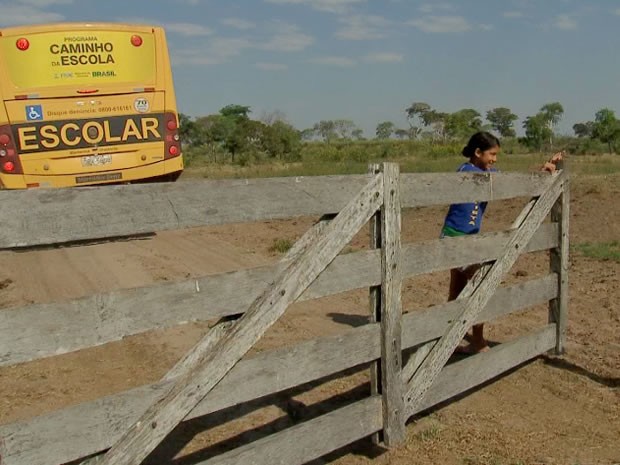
(542, 151, 564, 173)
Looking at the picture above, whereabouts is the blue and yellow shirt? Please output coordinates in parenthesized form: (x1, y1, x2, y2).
(442, 162, 496, 236)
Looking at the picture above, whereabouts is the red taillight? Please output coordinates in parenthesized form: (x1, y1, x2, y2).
(16, 38, 29, 51)
(131, 35, 143, 47)
(0, 125, 24, 174)
(164, 112, 181, 159)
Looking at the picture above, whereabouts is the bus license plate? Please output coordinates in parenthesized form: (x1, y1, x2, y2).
(81, 154, 112, 167)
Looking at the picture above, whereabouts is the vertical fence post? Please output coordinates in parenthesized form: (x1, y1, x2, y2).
(368, 163, 382, 445)
(549, 169, 570, 354)
(379, 162, 405, 445)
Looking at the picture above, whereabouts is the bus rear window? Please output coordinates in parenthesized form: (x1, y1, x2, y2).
(0, 30, 156, 90)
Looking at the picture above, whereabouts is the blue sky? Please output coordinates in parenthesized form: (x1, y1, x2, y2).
(1, 0, 619, 137)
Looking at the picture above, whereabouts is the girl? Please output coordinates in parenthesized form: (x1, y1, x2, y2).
(442, 131, 562, 353)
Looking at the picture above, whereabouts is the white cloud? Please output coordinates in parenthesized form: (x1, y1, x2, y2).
(408, 15, 472, 33)
(221, 18, 256, 30)
(336, 14, 390, 40)
(14, 0, 71, 5)
(503, 11, 523, 18)
(209, 37, 254, 57)
(171, 50, 222, 66)
(0, 4, 64, 26)
(615, 8, 620, 16)
(553, 14, 577, 30)
(418, 3, 454, 14)
(256, 62, 288, 70)
(165, 22, 214, 36)
(172, 37, 253, 66)
(363, 52, 403, 63)
(308, 56, 356, 66)
(265, 0, 365, 14)
(260, 23, 314, 51)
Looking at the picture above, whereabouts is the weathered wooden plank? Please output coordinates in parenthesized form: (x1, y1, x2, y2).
(401, 274, 557, 348)
(0, 276, 557, 465)
(367, 163, 382, 445)
(402, 341, 433, 385)
(378, 163, 405, 445)
(404, 172, 566, 417)
(199, 396, 384, 465)
(197, 325, 557, 465)
(0, 224, 558, 368)
(90, 174, 385, 465)
(0, 172, 555, 249)
(400, 172, 556, 208)
(410, 324, 557, 416)
(549, 177, 570, 354)
(0, 176, 367, 249)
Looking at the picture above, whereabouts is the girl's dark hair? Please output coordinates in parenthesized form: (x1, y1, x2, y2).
(462, 131, 500, 158)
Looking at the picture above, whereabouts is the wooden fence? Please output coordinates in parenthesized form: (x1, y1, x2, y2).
(0, 164, 569, 465)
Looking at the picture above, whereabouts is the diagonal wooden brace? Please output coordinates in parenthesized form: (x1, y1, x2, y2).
(404, 171, 566, 418)
(87, 171, 385, 465)
(401, 195, 540, 386)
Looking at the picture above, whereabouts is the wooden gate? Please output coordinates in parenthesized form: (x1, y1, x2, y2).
(0, 163, 569, 465)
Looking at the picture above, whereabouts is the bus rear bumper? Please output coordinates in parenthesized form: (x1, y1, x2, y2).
(1, 157, 183, 189)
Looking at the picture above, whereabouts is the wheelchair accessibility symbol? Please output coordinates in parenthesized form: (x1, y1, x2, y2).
(26, 105, 43, 121)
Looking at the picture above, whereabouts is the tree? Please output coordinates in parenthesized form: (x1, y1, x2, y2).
(520, 113, 552, 151)
(312, 120, 337, 143)
(394, 128, 410, 140)
(572, 121, 594, 138)
(333, 119, 359, 140)
(592, 108, 620, 154)
(445, 108, 482, 140)
(178, 113, 206, 147)
(423, 110, 448, 142)
(405, 102, 431, 139)
(259, 109, 288, 126)
(300, 127, 317, 141)
(376, 121, 395, 139)
(539, 102, 564, 146)
(261, 120, 302, 160)
(197, 114, 235, 145)
(352, 128, 365, 140)
(486, 107, 518, 137)
(219, 104, 251, 121)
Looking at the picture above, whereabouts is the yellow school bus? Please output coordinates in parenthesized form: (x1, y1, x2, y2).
(0, 23, 183, 189)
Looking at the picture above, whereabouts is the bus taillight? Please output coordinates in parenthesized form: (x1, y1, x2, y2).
(16, 38, 29, 51)
(131, 35, 143, 47)
(0, 125, 24, 174)
(164, 113, 181, 159)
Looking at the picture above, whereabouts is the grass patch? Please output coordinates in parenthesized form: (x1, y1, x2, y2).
(573, 241, 620, 262)
(268, 238, 293, 254)
(414, 424, 441, 442)
(181, 146, 620, 180)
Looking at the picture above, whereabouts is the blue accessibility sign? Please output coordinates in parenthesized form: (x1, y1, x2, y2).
(26, 105, 43, 121)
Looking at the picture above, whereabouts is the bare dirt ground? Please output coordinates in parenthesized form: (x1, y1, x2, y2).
(0, 173, 618, 465)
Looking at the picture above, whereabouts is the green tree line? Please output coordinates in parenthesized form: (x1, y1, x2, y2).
(179, 101, 620, 165)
